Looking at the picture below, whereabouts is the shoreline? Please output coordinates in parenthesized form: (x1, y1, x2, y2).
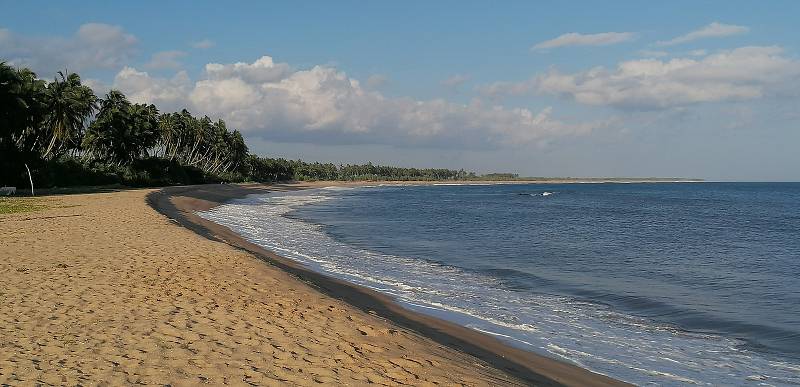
(147, 182, 629, 386)
(3, 186, 541, 385)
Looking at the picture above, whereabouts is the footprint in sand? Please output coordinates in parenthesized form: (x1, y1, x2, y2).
(357, 325, 388, 336)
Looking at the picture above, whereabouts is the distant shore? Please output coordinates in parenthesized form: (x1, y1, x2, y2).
(148, 182, 629, 386)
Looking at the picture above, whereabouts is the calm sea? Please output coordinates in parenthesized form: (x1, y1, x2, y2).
(199, 183, 800, 385)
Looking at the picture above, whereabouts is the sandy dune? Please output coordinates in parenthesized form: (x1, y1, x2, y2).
(0, 189, 526, 385)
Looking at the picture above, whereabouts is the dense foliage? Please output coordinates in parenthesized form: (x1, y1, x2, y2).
(1, 62, 488, 189)
(1, 62, 252, 187)
(283, 160, 476, 181)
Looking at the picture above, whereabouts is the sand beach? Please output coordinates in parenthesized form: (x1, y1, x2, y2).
(0, 183, 626, 386)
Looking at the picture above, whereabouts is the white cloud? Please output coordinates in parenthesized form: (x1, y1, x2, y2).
(481, 46, 800, 110)
(440, 74, 470, 89)
(365, 74, 389, 89)
(104, 56, 602, 148)
(82, 78, 111, 97)
(0, 23, 138, 74)
(112, 67, 191, 111)
(478, 78, 537, 98)
(204, 56, 292, 83)
(638, 50, 669, 58)
(533, 32, 635, 50)
(144, 50, 187, 70)
(191, 39, 215, 49)
(657, 22, 749, 46)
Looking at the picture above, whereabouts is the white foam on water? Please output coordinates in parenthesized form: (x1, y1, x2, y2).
(470, 326, 538, 348)
(319, 186, 355, 191)
(198, 189, 800, 386)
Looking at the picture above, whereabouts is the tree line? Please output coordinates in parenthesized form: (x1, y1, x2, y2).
(243, 158, 477, 182)
(1, 62, 488, 189)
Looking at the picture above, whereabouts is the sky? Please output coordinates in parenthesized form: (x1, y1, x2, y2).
(2, 1, 799, 180)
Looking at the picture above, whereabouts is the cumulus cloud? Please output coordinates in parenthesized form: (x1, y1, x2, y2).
(191, 39, 215, 49)
(103, 55, 601, 148)
(365, 74, 389, 89)
(112, 67, 192, 111)
(82, 78, 112, 96)
(203, 56, 292, 83)
(657, 22, 749, 46)
(482, 46, 800, 110)
(144, 50, 187, 69)
(532, 32, 635, 50)
(0, 23, 137, 74)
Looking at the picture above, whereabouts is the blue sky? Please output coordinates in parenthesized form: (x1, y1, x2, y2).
(2, 1, 799, 180)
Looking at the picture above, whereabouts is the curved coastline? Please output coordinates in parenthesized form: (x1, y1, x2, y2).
(146, 182, 629, 387)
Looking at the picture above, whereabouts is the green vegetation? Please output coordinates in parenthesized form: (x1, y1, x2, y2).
(0, 197, 47, 214)
(243, 159, 477, 182)
(1, 62, 251, 188)
(481, 173, 520, 180)
(1, 62, 495, 190)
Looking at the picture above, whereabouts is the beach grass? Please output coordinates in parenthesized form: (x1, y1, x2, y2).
(0, 197, 48, 214)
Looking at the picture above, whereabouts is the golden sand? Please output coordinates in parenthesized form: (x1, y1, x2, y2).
(0, 189, 524, 385)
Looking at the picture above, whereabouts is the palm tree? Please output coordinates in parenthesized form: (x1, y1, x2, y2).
(225, 130, 248, 172)
(82, 90, 131, 164)
(6, 67, 47, 154)
(173, 109, 197, 164)
(1, 63, 50, 186)
(83, 91, 162, 165)
(41, 71, 97, 159)
(1, 62, 27, 184)
(186, 115, 212, 165)
(157, 112, 179, 159)
(0, 62, 27, 147)
(127, 103, 160, 160)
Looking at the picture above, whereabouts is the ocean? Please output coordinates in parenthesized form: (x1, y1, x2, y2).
(198, 182, 800, 385)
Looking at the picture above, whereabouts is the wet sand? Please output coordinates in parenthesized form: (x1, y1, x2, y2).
(0, 183, 627, 386)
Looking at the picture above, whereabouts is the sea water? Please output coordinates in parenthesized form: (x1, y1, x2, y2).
(198, 183, 800, 385)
